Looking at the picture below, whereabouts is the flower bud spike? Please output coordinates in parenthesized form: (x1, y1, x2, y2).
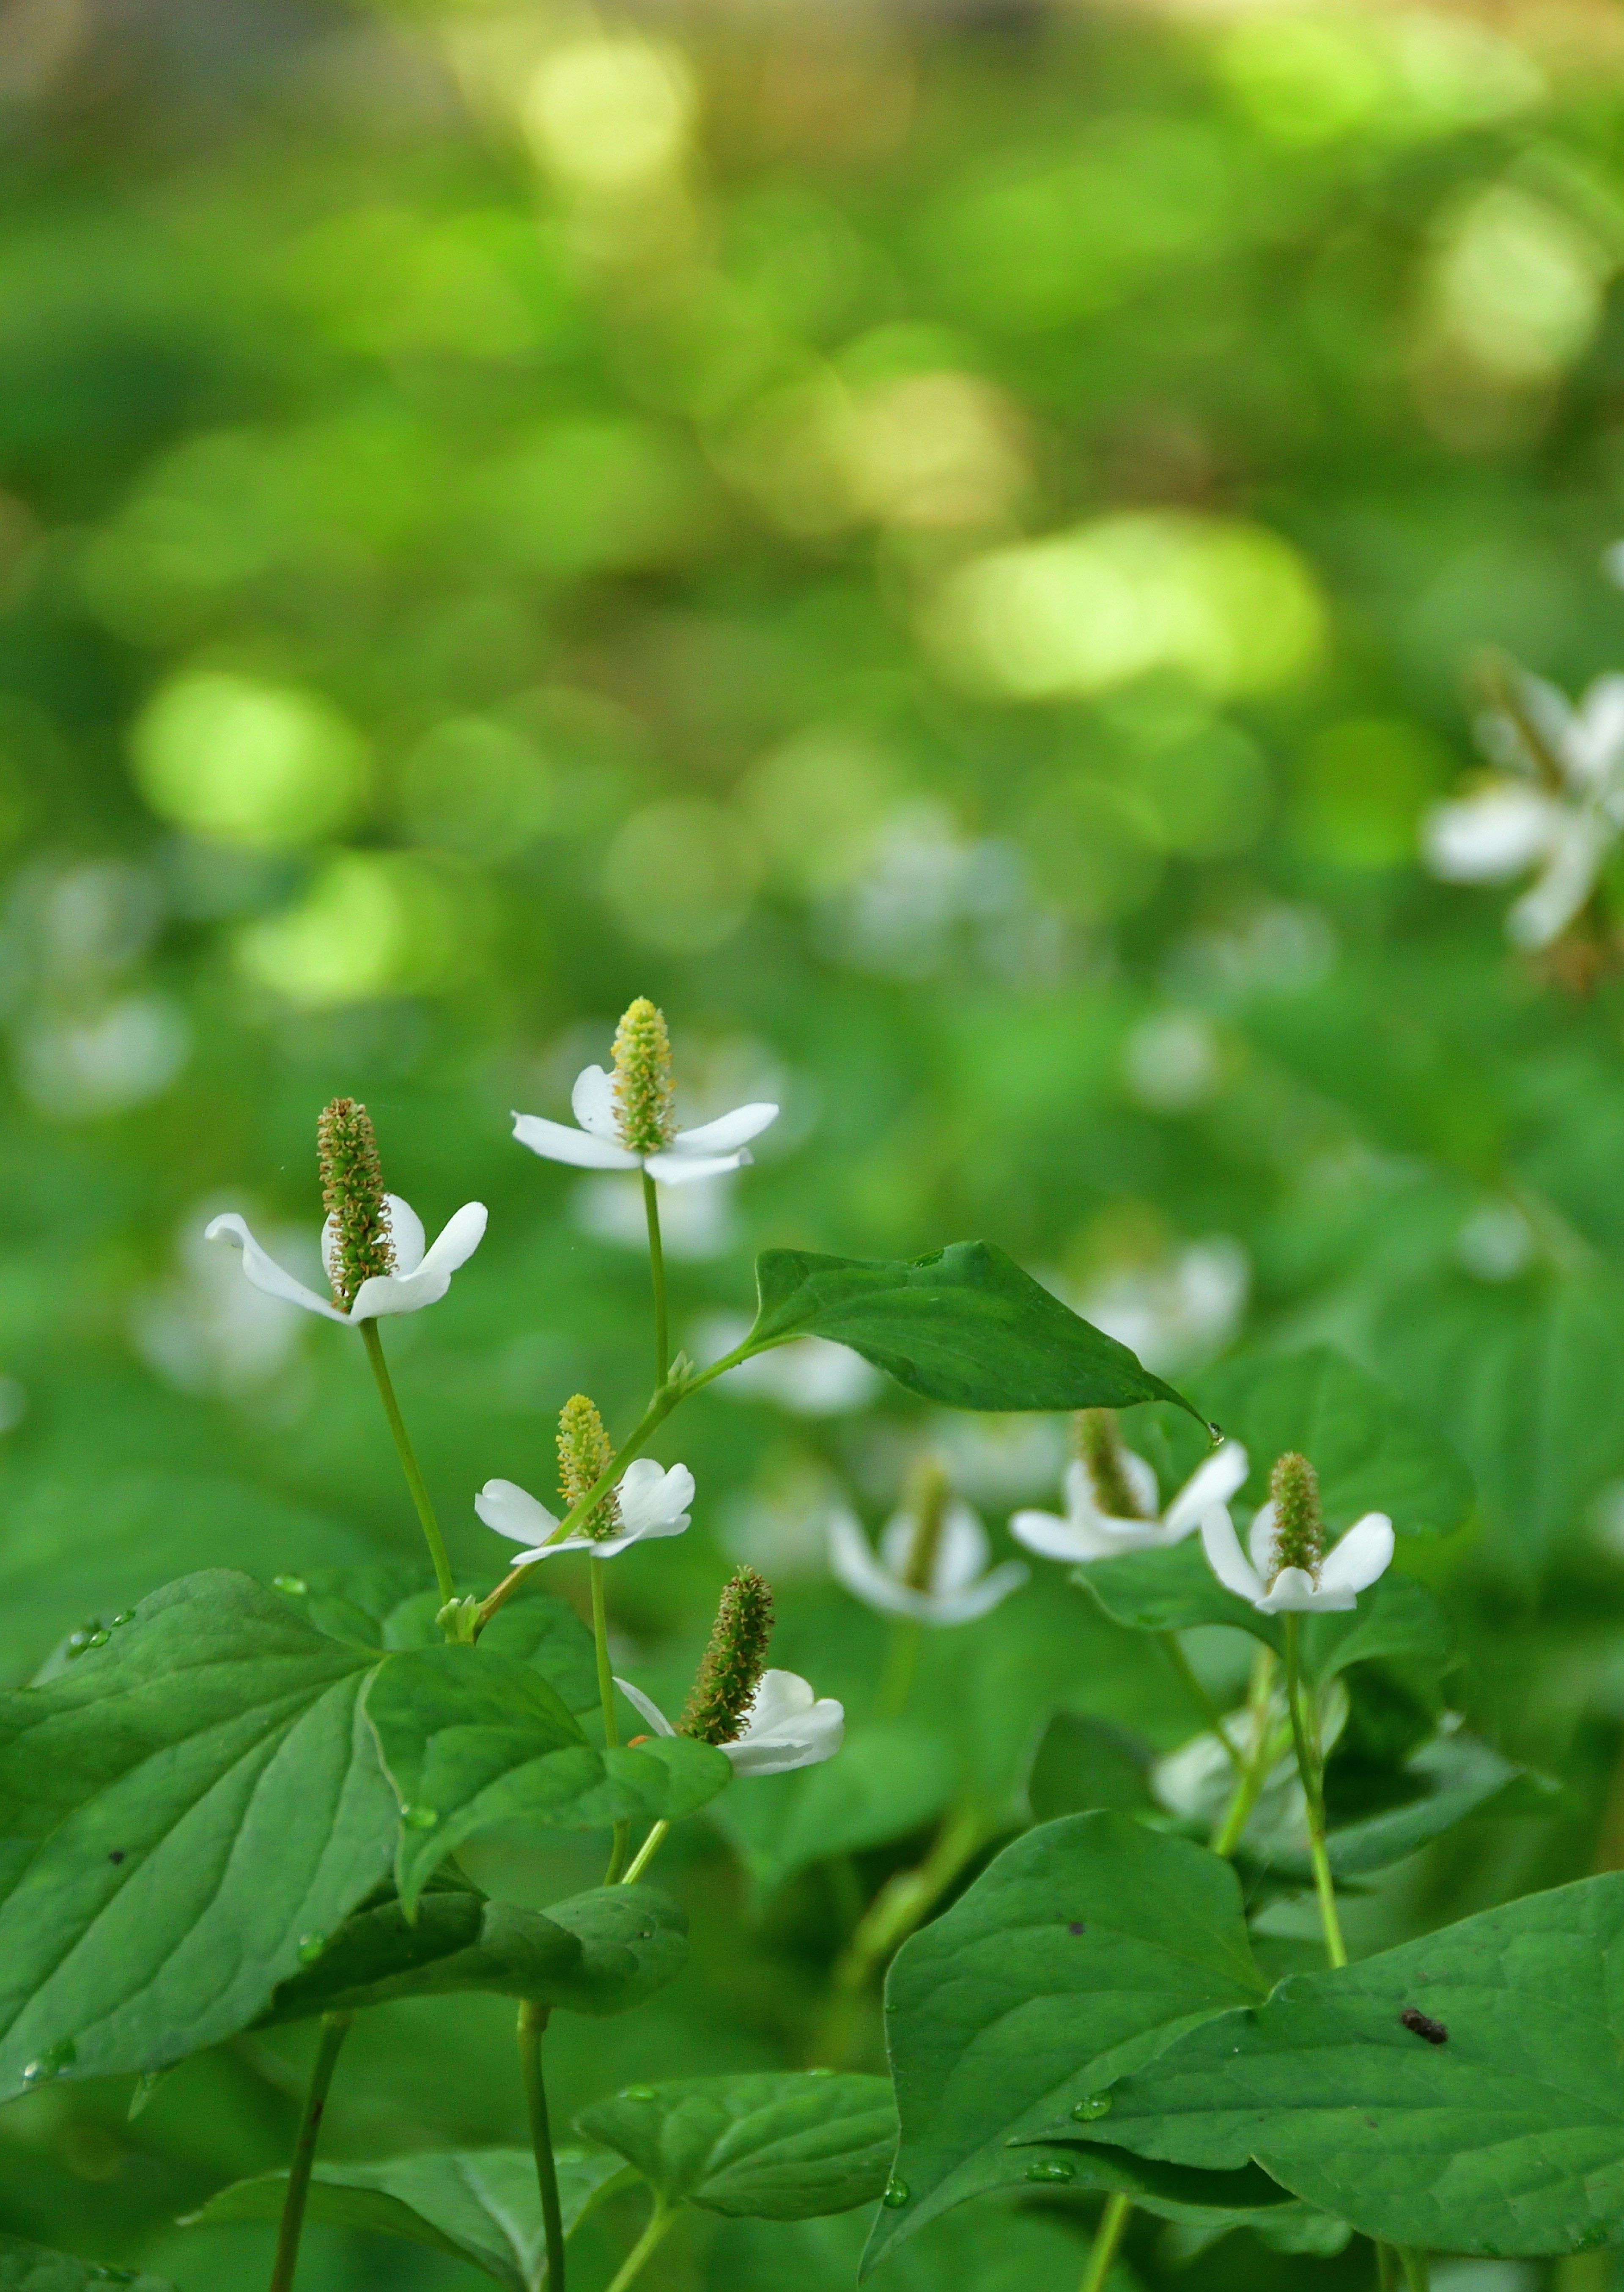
(317, 1098, 395, 1311)
(679, 1566, 776, 1746)
(900, 1457, 952, 1594)
(557, 1393, 621, 1541)
(1075, 1409, 1148, 1520)
(1268, 1451, 1324, 1586)
(612, 998, 676, 1157)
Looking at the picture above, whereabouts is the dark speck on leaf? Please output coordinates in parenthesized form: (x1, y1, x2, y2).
(1400, 2006, 1448, 2045)
(1068, 1921, 1086, 1935)
(108, 1850, 125, 1864)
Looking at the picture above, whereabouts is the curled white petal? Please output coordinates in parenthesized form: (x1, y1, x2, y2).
(614, 1676, 677, 1738)
(512, 1112, 638, 1171)
(1318, 1512, 1394, 1596)
(642, 1148, 753, 1186)
(350, 1203, 488, 1321)
(1201, 1507, 1263, 1603)
(1162, 1443, 1249, 1541)
(385, 1195, 427, 1277)
(1247, 1499, 1278, 1580)
(727, 1672, 844, 1774)
(1010, 1506, 1160, 1563)
(830, 1508, 925, 1619)
(572, 1064, 621, 1140)
(1118, 1450, 1161, 1518)
(924, 1561, 1028, 1624)
(1422, 786, 1558, 883)
(1506, 816, 1609, 949)
(206, 1213, 349, 1324)
(617, 1458, 694, 1537)
(1257, 1564, 1353, 1614)
(1567, 674, 1624, 790)
(476, 1478, 559, 1555)
(673, 1103, 779, 1155)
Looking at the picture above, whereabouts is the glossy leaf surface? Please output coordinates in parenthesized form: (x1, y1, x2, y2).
(577, 2071, 897, 2219)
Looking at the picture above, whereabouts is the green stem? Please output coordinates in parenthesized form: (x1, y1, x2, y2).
(517, 2001, 566, 2292)
(1158, 1632, 1244, 1775)
(816, 1805, 985, 2065)
(1376, 2244, 1400, 2292)
(1080, 2191, 1132, 2292)
(591, 1558, 629, 1885)
(1209, 1649, 1278, 1859)
(1399, 2248, 1429, 2292)
(361, 1321, 455, 1610)
(878, 1620, 920, 1719)
(1284, 1614, 1347, 1969)
(604, 2195, 674, 2292)
(621, 1819, 669, 1885)
(268, 2011, 352, 2292)
(642, 1172, 669, 1388)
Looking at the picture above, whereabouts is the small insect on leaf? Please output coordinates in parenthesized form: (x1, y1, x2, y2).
(1399, 2006, 1448, 2045)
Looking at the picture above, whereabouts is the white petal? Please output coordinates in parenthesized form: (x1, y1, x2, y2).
(1120, 1449, 1160, 1519)
(586, 1506, 691, 1557)
(1569, 675, 1624, 789)
(614, 1677, 677, 1738)
(617, 1458, 694, 1534)
(1318, 1512, 1395, 1595)
(925, 1561, 1028, 1625)
(1010, 1507, 1160, 1563)
(829, 1509, 922, 1619)
(205, 1213, 349, 1324)
(1256, 1565, 1347, 1614)
(672, 1103, 779, 1155)
(321, 1215, 341, 1288)
(384, 1194, 426, 1277)
(931, 1501, 991, 1594)
(1422, 786, 1559, 882)
(476, 1479, 560, 1545)
(1247, 1500, 1278, 1580)
(728, 1689, 844, 1775)
(512, 1112, 638, 1171)
(417, 1202, 488, 1281)
(1506, 816, 1608, 949)
(1201, 1507, 1263, 1602)
(743, 1669, 816, 1733)
(1162, 1443, 1249, 1540)
(643, 1149, 750, 1186)
(572, 1064, 622, 1140)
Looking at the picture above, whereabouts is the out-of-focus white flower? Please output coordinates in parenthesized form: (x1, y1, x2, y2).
(514, 1062, 777, 1184)
(614, 1669, 844, 1776)
(207, 1196, 486, 1325)
(134, 1202, 307, 1395)
(476, 1457, 694, 1562)
(1012, 1440, 1248, 1564)
(1074, 1237, 1249, 1375)
(1422, 671, 1624, 948)
(574, 1173, 737, 1260)
(694, 1313, 881, 1415)
(828, 1500, 1026, 1624)
(1201, 1501, 1394, 1614)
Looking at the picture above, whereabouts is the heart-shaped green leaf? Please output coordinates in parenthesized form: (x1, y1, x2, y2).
(577, 2072, 896, 2220)
(742, 1243, 1199, 1419)
(713, 1720, 955, 1907)
(363, 1646, 730, 1910)
(864, 1811, 1270, 2274)
(0, 2237, 175, 2290)
(256, 1883, 685, 2021)
(0, 1570, 395, 2099)
(182, 2147, 631, 2290)
(1196, 1346, 1471, 1538)
(1055, 1869, 1624, 2255)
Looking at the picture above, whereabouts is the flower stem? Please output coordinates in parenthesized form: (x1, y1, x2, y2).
(1400, 2248, 1430, 2292)
(1158, 1632, 1244, 1776)
(361, 1322, 455, 1610)
(591, 1557, 629, 1885)
(268, 2010, 351, 2292)
(604, 2195, 674, 2292)
(816, 1804, 985, 2065)
(1209, 1648, 1278, 1858)
(517, 2001, 566, 2292)
(878, 1620, 920, 1719)
(642, 1172, 669, 1388)
(1284, 1614, 1347, 1969)
(621, 1819, 669, 1885)
(1079, 2191, 1131, 2292)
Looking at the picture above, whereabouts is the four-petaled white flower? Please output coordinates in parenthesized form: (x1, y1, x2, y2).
(1200, 1500, 1394, 1614)
(476, 1458, 694, 1563)
(614, 1670, 844, 1776)
(1010, 1440, 1249, 1565)
(827, 1501, 1027, 1624)
(513, 1065, 778, 1186)
(1422, 671, 1624, 949)
(206, 1197, 487, 1325)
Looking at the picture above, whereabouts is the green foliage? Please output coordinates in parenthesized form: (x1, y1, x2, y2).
(0, 2243, 173, 2291)
(713, 1721, 955, 1907)
(576, 2072, 897, 2219)
(182, 2148, 632, 2289)
(744, 1245, 1200, 1418)
(1061, 1872, 1624, 2255)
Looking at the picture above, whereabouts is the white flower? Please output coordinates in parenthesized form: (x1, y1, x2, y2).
(476, 1457, 694, 1563)
(1422, 671, 1624, 948)
(1010, 1440, 1249, 1565)
(827, 1501, 1027, 1624)
(512, 1064, 777, 1186)
(1200, 1500, 1394, 1615)
(206, 1196, 487, 1325)
(614, 1669, 844, 1776)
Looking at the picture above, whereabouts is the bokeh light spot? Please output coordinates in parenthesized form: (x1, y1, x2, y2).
(601, 800, 761, 952)
(235, 852, 470, 1006)
(131, 672, 369, 851)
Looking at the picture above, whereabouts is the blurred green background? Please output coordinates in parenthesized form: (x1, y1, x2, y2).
(9, 0, 1624, 2284)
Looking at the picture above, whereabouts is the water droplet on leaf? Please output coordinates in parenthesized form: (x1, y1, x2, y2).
(401, 1804, 439, 1829)
(806, 2066, 834, 2077)
(619, 2085, 656, 2100)
(111, 1611, 135, 1627)
(274, 1576, 308, 1596)
(882, 2178, 910, 2208)
(1025, 2160, 1076, 2184)
(296, 1934, 326, 1963)
(86, 1630, 110, 1648)
(1071, 2093, 1112, 2122)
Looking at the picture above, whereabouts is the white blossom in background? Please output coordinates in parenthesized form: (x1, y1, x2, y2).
(1012, 1439, 1249, 1565)
(615, 1670, 844, 1775)
(133, 1201, 308, 1396)
(1201, 1501, 1394, 1614)
(693, 1313, 881, 1415)
(574, 1173, 737, 1261)
(828, 1498, 1027, 1624)
(476, 1457, 694, 1562)
(1122, 1009, 1223, 1113)
(207, 1195, 487, 1324)
(1421, 670, 1624, 948)
(1073, 1236, 1249, 1375)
